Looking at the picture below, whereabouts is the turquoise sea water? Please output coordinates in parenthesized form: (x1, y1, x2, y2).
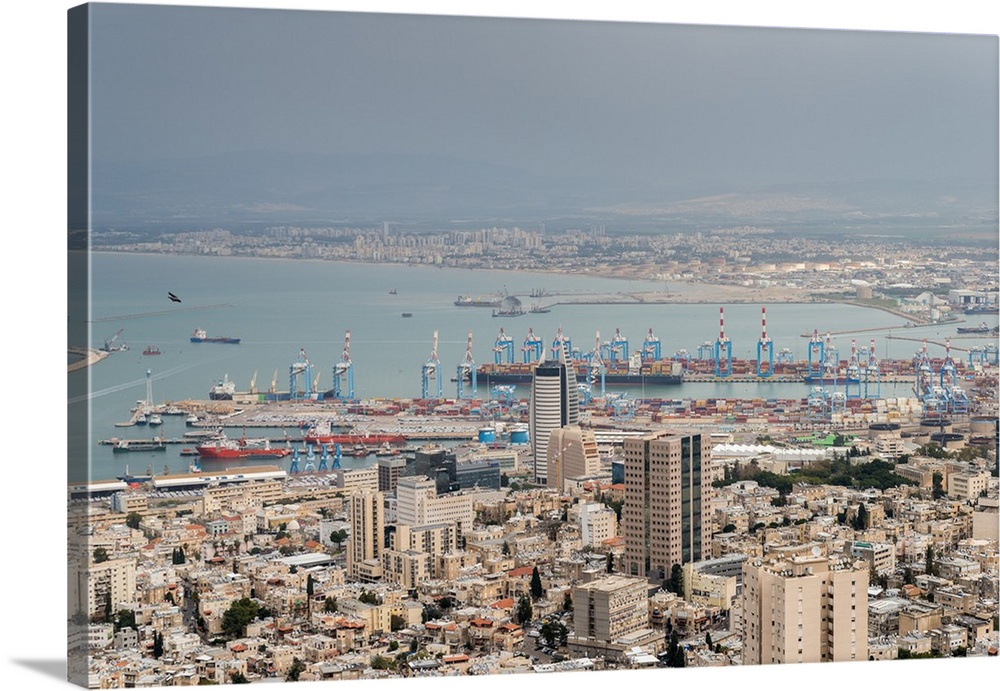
(69, 251, 997, 482)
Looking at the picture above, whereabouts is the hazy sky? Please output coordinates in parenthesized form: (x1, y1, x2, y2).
(87, 3, 998, 191)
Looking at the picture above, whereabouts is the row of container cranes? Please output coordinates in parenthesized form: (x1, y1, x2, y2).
(261, 307, 994, 417)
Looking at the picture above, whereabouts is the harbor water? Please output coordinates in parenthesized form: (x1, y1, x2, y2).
(69, 251, 997, 482)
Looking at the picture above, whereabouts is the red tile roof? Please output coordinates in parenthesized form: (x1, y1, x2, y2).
(507, 566, 534, 578)
(490, 598, 515, 609)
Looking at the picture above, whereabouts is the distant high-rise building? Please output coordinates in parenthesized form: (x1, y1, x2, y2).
(622, 430, 709, 581)
(546, 425, 600, 490)
(347, 489, 384, 582)
(742, 549, 869, 664)
(529, 344, 579, 483)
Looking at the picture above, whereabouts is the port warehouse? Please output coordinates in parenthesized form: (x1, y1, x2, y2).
(69, 466, 288, 501)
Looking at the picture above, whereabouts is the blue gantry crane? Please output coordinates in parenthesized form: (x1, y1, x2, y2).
(422, 330, 443, 399)
(332, 330, 355, 400)
(456, 330, 478, 399)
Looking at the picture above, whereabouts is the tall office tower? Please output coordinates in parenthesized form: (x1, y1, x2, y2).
(529, 344, 579, 484)
(546, 425, 601, 490)
(742, 550, 869, 665)
(347, 489, 385, 581)
(377, 456, 407, 494)
(622, 430, 708, 580)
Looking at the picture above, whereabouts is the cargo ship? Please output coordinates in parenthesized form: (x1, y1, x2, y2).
(304, 425, 407, 446)
(801, 375, 862, 385)
(964, 305, 999, 315)
(957, 322, 995, 334)
(196, 431, 291, 460)
(454, 294, 502, 307)
(142, 345, 161, 356)
(111, 438, 167, 453)
(191, 328, 241, 344)
(209, 375, 237, 400)
(477, 357, 684, 385)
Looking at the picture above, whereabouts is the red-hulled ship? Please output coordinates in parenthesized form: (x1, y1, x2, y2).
(196, 431, 291, 460)
(304, 426, 406, 446)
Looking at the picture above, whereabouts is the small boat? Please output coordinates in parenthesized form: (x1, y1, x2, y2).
(147, 413, 163, 426)
(179, 447, 200, 457)
(529, 303, 551, 314)
(389, 288, 398, 295)
(401, 312, 413, 318)
(142, 345, 161, 356)
(186, 413, 199, 426)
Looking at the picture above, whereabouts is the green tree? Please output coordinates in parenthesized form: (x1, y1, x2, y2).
(125, 512, 142, 530)
(932, 472, 946, 499)
(359, 589, 381, 605)
(530, 566, 544, 599)
(93, 546, 109, 563)
(152, 630, 164, 658)
(502, 540, 511, 556)
(925, 545, 937, 577)
(323, 596, 338, 613)
(664, 631, 685, 668)
(231, 672, 250, 684)
(116, 609, 137, 632)
(329, 529, 348, 551)
(563, 592, 573, 612)
(668, 564, 684, 595)
(516, 594, 533, 625)
(705, 632, 713, 648)
(391, 614, 405, 632)
(285, 657, 306, 682)
(221, 597, 261, 639)
(852, 503, 868, 531)
(606, 552, 614, 574)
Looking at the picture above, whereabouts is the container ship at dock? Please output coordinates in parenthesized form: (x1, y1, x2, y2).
(476, 358, 685, 385)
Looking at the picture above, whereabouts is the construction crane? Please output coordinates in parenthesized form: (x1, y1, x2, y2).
(102, 328, 127, 352)
(756, 307, 773, 378)
(714, 307, 732, 378)
(332, 330, 355, 400)
(269, 369, 278, 395)
(422, 330, 442, 399)
(249, 370, 258, 395)
(456, 330, 478, 399)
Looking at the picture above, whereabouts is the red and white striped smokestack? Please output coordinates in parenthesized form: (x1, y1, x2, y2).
(761, 306, 767, 340)
(719, 306, 725, 339)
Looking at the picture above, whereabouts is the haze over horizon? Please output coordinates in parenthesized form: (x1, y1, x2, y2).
(84, 4, 998, 232)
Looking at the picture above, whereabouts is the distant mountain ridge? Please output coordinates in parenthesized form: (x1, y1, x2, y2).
(90, 150, 997, 236)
